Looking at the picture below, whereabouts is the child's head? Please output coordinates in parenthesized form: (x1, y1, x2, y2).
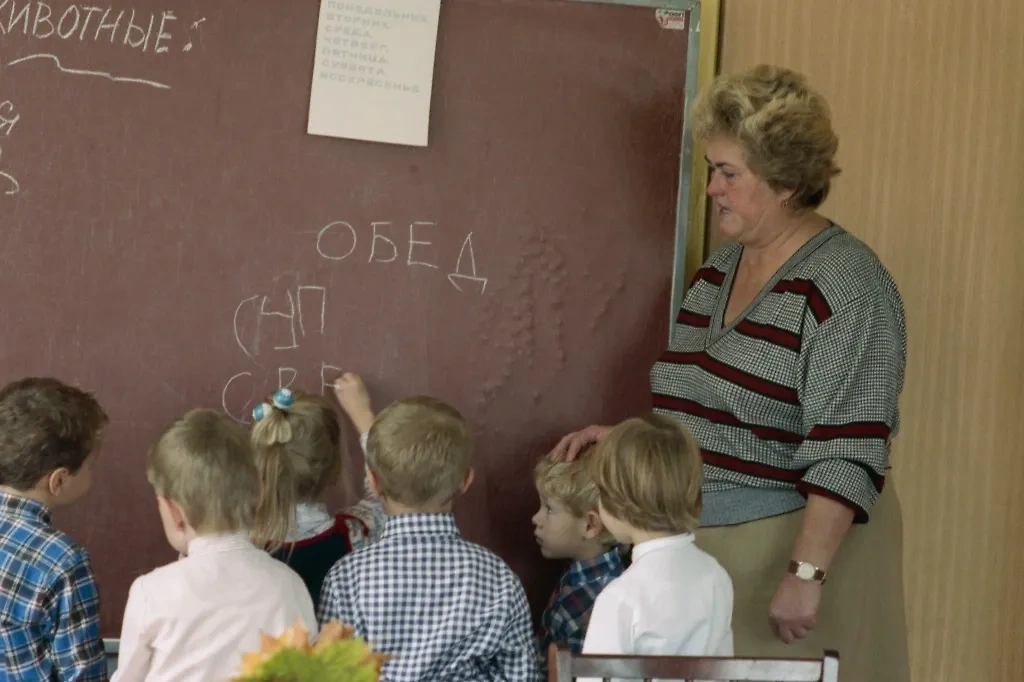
(147, 408, 260, 554)
(248, 388, 345, 549)
(532, 448, 615, 560)
(588, 414, 703, 544)
(0, 377, 107, 507)
(365, 396, 472, 513)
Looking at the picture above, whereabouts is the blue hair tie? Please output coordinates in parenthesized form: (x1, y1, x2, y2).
(272, 388, 294, 409)
(252, 402, 271, 422)
(252, 388, 294, 422)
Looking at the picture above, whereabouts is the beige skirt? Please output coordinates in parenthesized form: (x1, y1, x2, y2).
(694, 489, 911, 682)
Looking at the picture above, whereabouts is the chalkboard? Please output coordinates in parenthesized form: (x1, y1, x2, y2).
(0, 0, 703, 634)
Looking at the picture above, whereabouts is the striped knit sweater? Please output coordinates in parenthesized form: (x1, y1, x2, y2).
(651, 225, 907, 527)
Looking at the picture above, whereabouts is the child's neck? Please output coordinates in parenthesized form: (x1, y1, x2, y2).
(382, 499, 454, 516)
(0, 484, 58, 510)
(571, 541, 613, 562)
(628, 529, 677, 546)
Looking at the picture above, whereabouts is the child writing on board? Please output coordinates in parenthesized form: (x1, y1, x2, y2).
(112, 408, 316, 682)
(0, 377, 108, 682)
(249, 375, 385, 607)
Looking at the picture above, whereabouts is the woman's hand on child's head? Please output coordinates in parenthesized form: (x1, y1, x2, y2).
(549, 425, 613, 462)
(333, 372, 375, 433)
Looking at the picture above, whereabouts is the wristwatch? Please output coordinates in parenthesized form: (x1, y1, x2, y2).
(788, 560, 827, 584)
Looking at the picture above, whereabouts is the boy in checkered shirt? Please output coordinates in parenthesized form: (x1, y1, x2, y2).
(0, 377, 109, 681)
(319, 390, 540, 682)
(531, 448, 627, 672)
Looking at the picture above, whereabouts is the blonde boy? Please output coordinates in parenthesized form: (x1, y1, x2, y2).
(319, 395, 540, 682)
(112, 409, 316, 682)
(532, 451, 626, 664)
(581, 414, 733, 671)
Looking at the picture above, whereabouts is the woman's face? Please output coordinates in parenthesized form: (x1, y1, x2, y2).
(705, 136, 792, 244)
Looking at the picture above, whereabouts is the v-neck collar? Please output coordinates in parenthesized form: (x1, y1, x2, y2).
(710, 224, 840, 344)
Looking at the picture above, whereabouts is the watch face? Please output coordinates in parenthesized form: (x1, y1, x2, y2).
(796, 563, 816, 580)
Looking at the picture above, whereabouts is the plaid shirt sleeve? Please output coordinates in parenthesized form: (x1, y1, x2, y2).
(51, 548, 107, 682)
(794, 288, 906, 521)
(317, 560, 357, 632)
(496, 573, 542, 682)
(547, 590, 588, 652)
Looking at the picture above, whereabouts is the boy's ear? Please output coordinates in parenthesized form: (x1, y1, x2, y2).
(366, 468, 386, 499)
(158, 495, 190, 530)
(45, 467, 70, 496)
(459, 468, 475, 495)
(582, 509, 605, 540)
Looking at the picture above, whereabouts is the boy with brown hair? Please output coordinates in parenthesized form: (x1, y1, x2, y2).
(532, 449, 626, 667)
(581, 414, 734, 666)
(112, 408, 316, 682)
(320, 386, 540, 682)
(0, 376, 109, 681)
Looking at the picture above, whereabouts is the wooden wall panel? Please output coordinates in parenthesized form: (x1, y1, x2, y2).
(714, 1, 1024, 679)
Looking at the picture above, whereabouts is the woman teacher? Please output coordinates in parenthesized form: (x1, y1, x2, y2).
(552, 65, 910, 682)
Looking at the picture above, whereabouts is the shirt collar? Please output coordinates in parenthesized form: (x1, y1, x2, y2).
(0, 489, 51, 523)
(631, 532, 695, 562)
(381, 513, 460, 540)
(290, 502, 334, 542)
(565, 545, 626, 585)
(186, 531, 255, 557)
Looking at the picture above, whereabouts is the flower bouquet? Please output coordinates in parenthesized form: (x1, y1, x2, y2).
(232, 620, 388, 682)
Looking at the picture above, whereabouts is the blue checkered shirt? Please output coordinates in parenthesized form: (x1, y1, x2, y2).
(0, 490, 106, 681)
(319, 513, 541, 682)
(536, 546, 626, 671)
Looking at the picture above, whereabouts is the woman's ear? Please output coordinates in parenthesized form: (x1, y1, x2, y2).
(777, 185, 799, 210)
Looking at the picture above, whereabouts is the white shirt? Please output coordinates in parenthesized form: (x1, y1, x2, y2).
(580, 533, 733, 681)
(112, 532, 317, 682)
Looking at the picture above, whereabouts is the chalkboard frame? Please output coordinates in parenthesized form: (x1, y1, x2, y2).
(568, 0, 719, 338)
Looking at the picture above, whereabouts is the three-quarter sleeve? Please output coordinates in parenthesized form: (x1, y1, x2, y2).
(793, 288, 906, 521)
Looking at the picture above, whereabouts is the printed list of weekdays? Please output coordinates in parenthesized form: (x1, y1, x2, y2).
(307, 0, 442, 147)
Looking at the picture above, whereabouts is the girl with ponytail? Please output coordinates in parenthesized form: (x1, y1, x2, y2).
(249, 375, 383, 608)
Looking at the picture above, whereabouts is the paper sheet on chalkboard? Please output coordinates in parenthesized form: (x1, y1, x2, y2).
(308, 0, 442, 146)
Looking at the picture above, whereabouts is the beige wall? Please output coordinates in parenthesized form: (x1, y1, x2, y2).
(712, 1, 1024, 679)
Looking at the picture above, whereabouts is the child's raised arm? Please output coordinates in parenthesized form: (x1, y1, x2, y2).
(333, 373, 374, 436)
(332, 373, 386, 548)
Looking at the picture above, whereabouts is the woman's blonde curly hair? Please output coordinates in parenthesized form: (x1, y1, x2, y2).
(692, 64, 841, 210)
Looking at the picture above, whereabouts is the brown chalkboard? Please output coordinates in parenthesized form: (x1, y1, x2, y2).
(0, 0, 692, 634)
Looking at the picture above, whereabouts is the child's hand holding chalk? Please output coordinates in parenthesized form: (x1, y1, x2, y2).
(333, 372, 375, 436)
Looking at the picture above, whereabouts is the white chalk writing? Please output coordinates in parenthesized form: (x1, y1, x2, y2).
(408, 221, 438, 269)
(0, 99, 21, 196)
(1, 3, 208, 88)
(221, 362, 346, 422)
(180, 16, 204, 52)
(278, 366, 297, 390)
(316, 220, 487, 292)
(296, 285, 327, 337)
(448, 232, 487, 294)
(6, 53, 171, 88)
(0, 3, 189, 51)
(222, 220, 486, 422)
(233, 285, 327, 360)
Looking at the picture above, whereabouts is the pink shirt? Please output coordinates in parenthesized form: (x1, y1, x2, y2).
(112, 532, 316, 682)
